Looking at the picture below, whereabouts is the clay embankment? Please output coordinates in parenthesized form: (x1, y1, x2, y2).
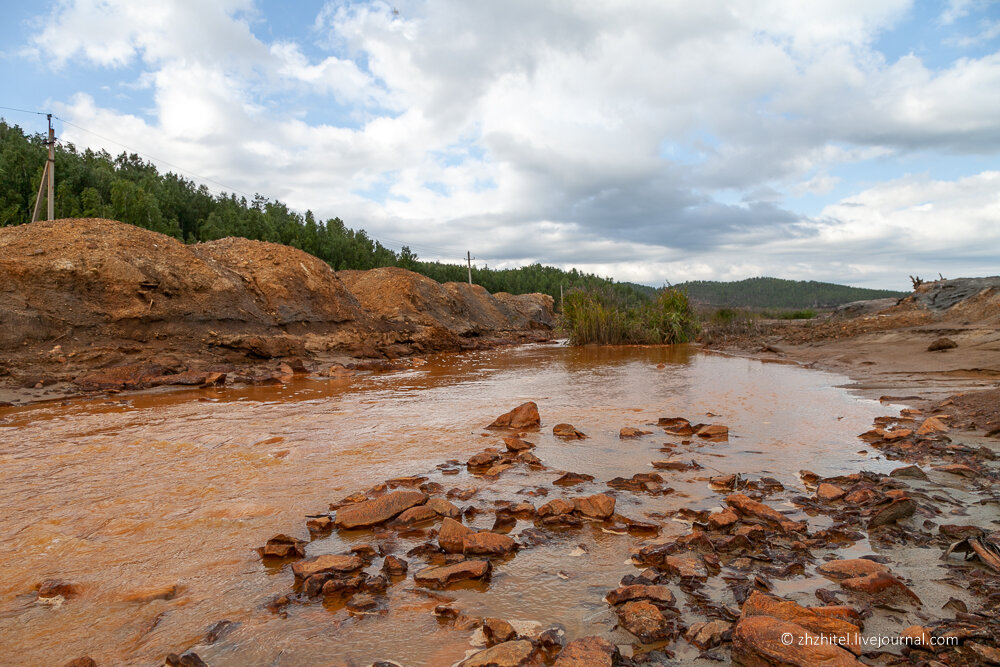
(0, 219, 554, 402)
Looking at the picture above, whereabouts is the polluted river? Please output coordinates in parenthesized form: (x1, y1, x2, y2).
(0, 343, 933, 665)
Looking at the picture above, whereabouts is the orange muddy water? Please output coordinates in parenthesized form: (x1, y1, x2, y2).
(0, 344, 898, 666)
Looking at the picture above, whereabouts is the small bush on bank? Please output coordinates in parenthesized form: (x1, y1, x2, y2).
(560, 287, 699, 345)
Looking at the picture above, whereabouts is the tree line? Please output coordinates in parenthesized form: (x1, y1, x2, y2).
(0, 119, 650, 303)
(675, 277, 907, 310)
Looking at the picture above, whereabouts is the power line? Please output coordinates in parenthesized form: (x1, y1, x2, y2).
(0, 105, 49, 116)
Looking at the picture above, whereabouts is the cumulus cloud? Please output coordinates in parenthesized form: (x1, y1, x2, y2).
(24, 0, 1000, 287)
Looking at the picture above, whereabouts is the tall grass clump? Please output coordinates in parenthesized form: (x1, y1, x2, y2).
(560, 287, 699, 345)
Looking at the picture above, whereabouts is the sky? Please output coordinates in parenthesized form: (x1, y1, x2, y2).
(2, 0, 999, 290)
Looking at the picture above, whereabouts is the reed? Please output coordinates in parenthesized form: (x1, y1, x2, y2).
(560, 287, 699, 345)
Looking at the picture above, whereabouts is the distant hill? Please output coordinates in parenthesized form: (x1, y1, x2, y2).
(673, 277, 908, 310)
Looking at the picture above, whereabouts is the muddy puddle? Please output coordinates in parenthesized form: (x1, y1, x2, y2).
(0, 343, 904, 665)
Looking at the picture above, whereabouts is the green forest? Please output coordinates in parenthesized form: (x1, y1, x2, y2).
(0, 119, 647, 303)
(675, 277, 907, 309)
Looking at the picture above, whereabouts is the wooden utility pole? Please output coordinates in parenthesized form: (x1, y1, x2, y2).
(31, 114, 56, 223)
(466, 250, 472, 285)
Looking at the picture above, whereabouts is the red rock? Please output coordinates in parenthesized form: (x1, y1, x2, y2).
(483, 617, 517, 645)
(334, 490, 427, 529)
(538, 498, 575, 517)
(838, 571, 921, 605)
(615, 600, 673, 642)
(685, 620, 732, 650)
(464, 531, 517, 556)
(604, 584, 676, 607)
(867, 497, 916, 528)
(503, 436, 535, 452)
(732, 616, 863, 666)
(439, 517, 472, 553)
(661, 555, 703, 579)
(901, 625, 931, 647)
(708, 509, 740, 530)
(620, 427, 652, 438)
(553, 423, 587, 439)
(291, 554, 364, 579)
(916, 416, 949, 436)
(573, 494, 616, 520)
(394, 504, 438, 525)
(726, 493, 806, 532)
(426, 497, 462, 519)
(261, 534, 307, 559)
(382, 555, 408, 576)
(817, 558, 889, 580)
(816, 483, 846, 502)
(933, 463, 977, 477)
(306, 517, 333, 534)
(741, 591, 862, 654)
(414, 560, 492, 588)
(460, 639, 537, 667)
(554, 636, 621, 666)
(658, 417, 694, 435)
(554, 471, 595, 486)
(62, 659, 97, 667)
(696, 424, 729, 440)
(843, 488, 878, 505)
(121, 583, 178, 603)
(468, 450, 501, 467)
(487, 402, 541, 430)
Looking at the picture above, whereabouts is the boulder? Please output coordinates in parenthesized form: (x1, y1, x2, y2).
(426, 497, 463, 519)
(538, 498, 575, 517)
(439, 517, 473, 553)
(393, 504, 439, 525)
(483, 617, 518, 645)
(488, 402, 541, 430)
(464, 531, 517, 556)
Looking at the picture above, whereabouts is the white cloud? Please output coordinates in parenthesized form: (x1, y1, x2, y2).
(23, 0, 1000, 287)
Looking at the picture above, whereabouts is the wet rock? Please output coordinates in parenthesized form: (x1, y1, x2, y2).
(605, 584, 676, 607)
(503, 436, 535, 452)
(573, 494, 616, 520)
(385, 475, 428, 488)
(616, 600, 674, 643)
(658, 417, 694, 435)
(36, 579, 80, 599)
(464, 531, 517, 556)
(414, 559, 492, 588)
(382, 555, 409, 576)
(732, 616, 863, 666)
(660, 554, 704, 579)
(933, 463, 977, 477)
(425, 497, 462, 519)
(483, 617, 518, 645)
(460, 640, 537, 667)
(203, 619, 239, 644)
(393, 504, 439, 525)
(741, 591, 862, 654)
(468, 450, 502, 468)
(62, 659, 97, 667)
(817, 558, 889, 580)
(487, 402, 541, 430)
(652, 459, 700, 471)
(938, 524, 984, 540)
(439, 517, 472, 553)
(685, 620, 732, 650)
(916, 416, 950, 436)
(726, 493, 806, 533)
(696, 424, 729, 440)
(164, 653, 207, 667)
(334, 490, 428, 529)
(708, 509, 740, 531)
(889, 465, 928, 480)
(608, 472, 670, 494)
(538, 498, 575, 517)
(346, 592, 385, 614)
(709, 474, 739, 491)
(838, 571, 922, 604)
(816, 483, 846, 502)
(448, 487, 478, 501)
(867, 497, 916, 529)
(553, 636, 621, 666)
(306, 516, 333, 535)
(927, 337, 957, 351)
(291, 554, 364, 580)
(620, 427, 652, 438)
(517, 451, 544, 467)
(553, 423, 587, 439)
(553, 472, 594, 486)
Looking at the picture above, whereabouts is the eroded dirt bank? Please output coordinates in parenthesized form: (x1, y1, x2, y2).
(0, 218, 555, 405)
